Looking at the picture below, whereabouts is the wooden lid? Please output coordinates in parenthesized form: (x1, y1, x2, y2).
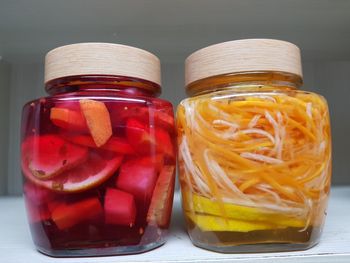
(45, 43, 161, 85)
(185, 39, 302, 86)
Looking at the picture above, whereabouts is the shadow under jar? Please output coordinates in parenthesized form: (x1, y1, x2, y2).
(177, 39, 332, 252)
(21, 43, 176, 257)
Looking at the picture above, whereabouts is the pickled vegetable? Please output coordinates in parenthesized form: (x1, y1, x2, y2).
(177, 87, 331, 246)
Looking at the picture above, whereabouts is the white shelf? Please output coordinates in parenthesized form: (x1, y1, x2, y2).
(1, 187, 350, 263)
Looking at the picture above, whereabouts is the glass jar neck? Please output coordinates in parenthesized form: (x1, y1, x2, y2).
(45, 75, 161, 97)
(186, 71, 303, 96)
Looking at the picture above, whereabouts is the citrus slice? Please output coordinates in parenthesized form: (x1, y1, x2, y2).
(186, 213, 277, 232)
(50, 107, 88, 132)
(21, 135, 88, 180)
(79, 99, 112, 147)
(147, 165, 175, 228)
(22, 148, 123, 193)
(183, 191, 305, 228)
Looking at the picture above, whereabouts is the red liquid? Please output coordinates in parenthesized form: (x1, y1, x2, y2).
(21, 88, 176, 256)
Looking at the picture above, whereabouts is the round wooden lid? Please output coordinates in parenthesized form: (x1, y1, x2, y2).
(45, 43, 161, 85)
(185, 39, 302, 86)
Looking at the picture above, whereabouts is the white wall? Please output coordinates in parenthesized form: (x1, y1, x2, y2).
(1, 60, 349, 195)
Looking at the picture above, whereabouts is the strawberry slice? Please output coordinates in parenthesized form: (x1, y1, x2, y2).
(63, 135, 134, 155)
(50, 107, 88, 132)
(21, 135, 88, 180)
(126, 118, 175, 158)
(51, 197, 103, 230)
(116, 159, 158, 204)
(147, 165, 175, 228)
(79, 99, 112, 147)
(104, 188, 136, 226)
(22, 148, 123, 193)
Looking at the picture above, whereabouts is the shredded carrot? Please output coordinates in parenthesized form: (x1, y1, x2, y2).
(177, 87, 331, 231)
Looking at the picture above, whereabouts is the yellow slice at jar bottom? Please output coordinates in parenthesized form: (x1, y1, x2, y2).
(187, 212, 277, 232)
(182, 191, 305, 228)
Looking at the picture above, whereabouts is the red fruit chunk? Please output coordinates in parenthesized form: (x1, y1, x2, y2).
(116, 160, 158, 204)
(50, 107, 88, 132)
(137, 154, 164, 172)
(104, 188, 136, 226)
(23, 183, 54, 205)
(24, 199, 51, 223)
(51, 197, 103, 230)
(21, 135, 88, 180)
(63, 135, 134, 155)
(147, 165, 175, 228)
(116, 106, 174, 131)
(22, 148, 123, 193)
(126, 118, 174, 158)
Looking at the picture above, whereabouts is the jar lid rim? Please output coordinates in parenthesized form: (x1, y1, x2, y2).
(45, 42, 161, 85)
(185, 39, 303, 86)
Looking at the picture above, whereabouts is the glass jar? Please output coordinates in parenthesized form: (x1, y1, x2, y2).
(21, 43, 176, 256)
(177, 39, 332, 252)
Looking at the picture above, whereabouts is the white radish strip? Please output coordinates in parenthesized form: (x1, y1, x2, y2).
(180, 136, 210, 196)
(212, 119, 240, 130)
(265, 110, 281, 157)
(276, 111, 285, 159)
(256, 95, 277, 102)
(204, 150, 252, 202)
(248, 114, 261, 128)
(256, 185, 282, 204)
(208, 104, 233, 120)
(240, 152, 284, 164)
(239, 128, 275, 144)
(318, 140, 326, 155)
(306, 102, 313, 119)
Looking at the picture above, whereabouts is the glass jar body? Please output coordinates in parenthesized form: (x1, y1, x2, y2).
(21, 75, 176, 256)
(177, 72, 332, 252)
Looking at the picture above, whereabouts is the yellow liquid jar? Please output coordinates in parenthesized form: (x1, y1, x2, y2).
(177, 39, 332, 252)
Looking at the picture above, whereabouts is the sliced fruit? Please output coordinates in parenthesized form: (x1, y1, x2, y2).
(63, 135, 134, 154)
(126, 118, 174, 158)
(116, 159, 158, 204)
(186, 213, 278, 232)
(183, 191, 305, 228)
(24, 199, 51, 223)
(22, 149, 123, 193)
(50, 107, 88, 132)
(104, 188, 136, 226)
(147, 165, 175, 228)
(79, 99, 112, 147)
(21, 135, 88, 180)
(51, 197, 103, 230)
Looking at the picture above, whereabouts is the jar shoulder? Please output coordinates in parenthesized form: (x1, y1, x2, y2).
(179, 87, 329, 108)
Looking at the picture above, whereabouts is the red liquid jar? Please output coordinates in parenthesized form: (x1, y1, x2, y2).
(21, 43, 176, 256)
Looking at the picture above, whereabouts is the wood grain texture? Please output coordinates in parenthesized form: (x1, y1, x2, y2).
(185, 39, 302, 86)
(0, 188, 349, 263)
(45, 43, 161, 85)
